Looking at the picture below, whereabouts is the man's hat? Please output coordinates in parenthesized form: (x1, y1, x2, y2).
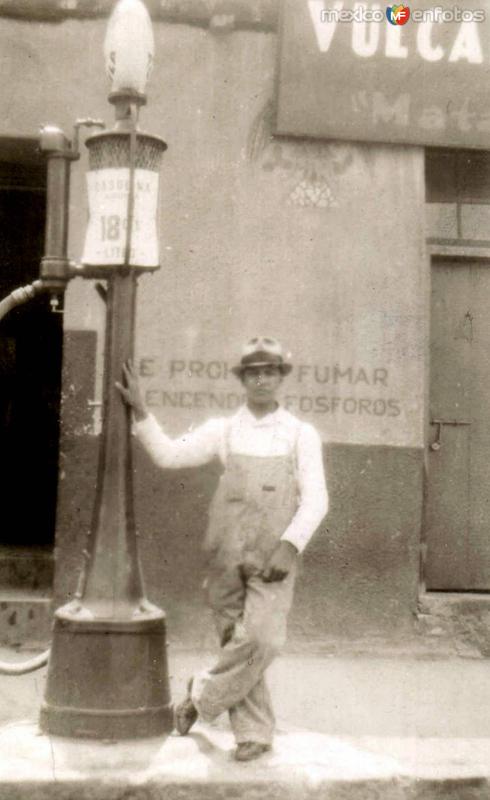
(231, 336, 293, 377)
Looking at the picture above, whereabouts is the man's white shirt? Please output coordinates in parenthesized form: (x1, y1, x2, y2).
(135, 405, 328, 553)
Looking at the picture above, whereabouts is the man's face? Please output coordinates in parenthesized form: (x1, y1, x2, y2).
(241, 364, 283, 407)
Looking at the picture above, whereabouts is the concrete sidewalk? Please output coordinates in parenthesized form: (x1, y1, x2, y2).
(1, 720, 490, 800)
(1, 645, 490, 798)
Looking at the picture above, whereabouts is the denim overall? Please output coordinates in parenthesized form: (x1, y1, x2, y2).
(192, 426, 299, 745)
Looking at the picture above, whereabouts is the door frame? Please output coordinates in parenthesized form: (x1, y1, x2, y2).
(421, 245, 490, 596)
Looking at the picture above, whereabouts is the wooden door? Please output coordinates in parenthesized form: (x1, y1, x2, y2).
(426, 260, 490, 590)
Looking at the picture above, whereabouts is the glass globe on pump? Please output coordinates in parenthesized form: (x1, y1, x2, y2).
(104, 0, 155, 103)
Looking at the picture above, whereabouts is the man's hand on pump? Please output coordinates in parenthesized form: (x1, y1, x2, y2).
(116, 360, 148, 422)
(261, 540, 297, 583)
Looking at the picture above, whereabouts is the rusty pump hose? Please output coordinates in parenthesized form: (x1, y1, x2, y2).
(0, 280, 52, 674)
(0, 650, 49, 675)
(0, 280, 44, 323)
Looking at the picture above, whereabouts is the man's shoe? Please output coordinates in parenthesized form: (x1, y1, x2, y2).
(174, 678, 198, 735)
(234, 742, 272, 762)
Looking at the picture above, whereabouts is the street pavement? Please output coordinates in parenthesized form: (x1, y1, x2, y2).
(2, 645, 490, 738)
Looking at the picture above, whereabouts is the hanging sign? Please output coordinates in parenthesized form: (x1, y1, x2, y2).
(82, 167, 160, 268)
(276, 0, 490, 149)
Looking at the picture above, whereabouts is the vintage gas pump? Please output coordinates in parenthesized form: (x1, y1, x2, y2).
(0, 0, 172, 740)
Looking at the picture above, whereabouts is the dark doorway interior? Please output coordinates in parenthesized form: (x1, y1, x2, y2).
(0, 138, 62, 548)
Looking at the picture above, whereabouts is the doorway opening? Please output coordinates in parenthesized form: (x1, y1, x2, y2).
(0, 137, 62, 608)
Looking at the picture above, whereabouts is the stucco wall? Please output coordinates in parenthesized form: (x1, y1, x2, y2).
(1, 16, 427, 638)
(54, 435, 423, 645)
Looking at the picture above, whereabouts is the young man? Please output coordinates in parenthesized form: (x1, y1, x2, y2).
(117, 336, 328, 761)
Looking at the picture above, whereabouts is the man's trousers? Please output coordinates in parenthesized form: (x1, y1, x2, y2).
(192, 562, 296, 745)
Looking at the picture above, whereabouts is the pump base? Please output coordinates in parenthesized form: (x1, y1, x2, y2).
(40, 608, 173, 739)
